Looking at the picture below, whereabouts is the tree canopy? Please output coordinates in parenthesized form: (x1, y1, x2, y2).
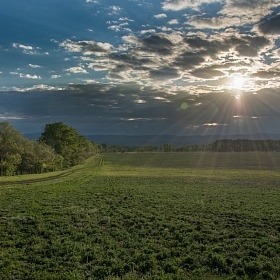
(0, 121, 98, 176)
(40, 122, 97, 168)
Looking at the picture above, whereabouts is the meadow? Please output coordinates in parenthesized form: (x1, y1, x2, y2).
(0, 152, 280, 279)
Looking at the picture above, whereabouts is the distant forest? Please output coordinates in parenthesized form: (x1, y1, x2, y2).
(0, 121, 98, 176)
(101, 139, 280, 153)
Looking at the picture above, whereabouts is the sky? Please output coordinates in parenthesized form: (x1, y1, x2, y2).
(1, 0, 280, 136)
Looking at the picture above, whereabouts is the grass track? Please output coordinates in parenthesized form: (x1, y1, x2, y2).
(0, 153, 280, 279)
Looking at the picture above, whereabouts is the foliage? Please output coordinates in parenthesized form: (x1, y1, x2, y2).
(0, 122, 27, 175)
(18, 141, 63, 174)
(0, 153, 280, 279)
(40, 122, 97, 168)
(100, 139, 280, 153)
(207, 139, 280, 152)
(0, 121, 97, 176)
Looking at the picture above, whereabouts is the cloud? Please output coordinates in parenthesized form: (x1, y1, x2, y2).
(184, 33, 271, 58)
(168, 19, 179, 25)
(141, 34, 174, 55)
(0, 113, 27, 120)
(188, 16, 243, 29)
(154, 13, 167, 19)
(108, 22, 131, 32)
(51, 74, 62, 79)
(110, 5, 121, 12)
(59, 39, 113, 55)
(162, 0, 217, 11)
(149, 67, 180, 81)
(29, 64, 42, 68)
(13, 43, 33, 51)
(65, 66, 88, 74)
(12, 43, 47, 55)
(221, 0, 279, 20)
(13, 43, 36, 55)
(8, 84, 65, 92)
(10, 72, 41, 79)
(140, 29, 157, 35)
(191, 67, 225, 79)
(258, 13, 280, 35)
(174, 51, 205, 69)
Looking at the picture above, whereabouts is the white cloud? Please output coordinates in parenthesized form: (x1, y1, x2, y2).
(10, 71, 41, 79)
(12, 43, 37, 55)
(65, 66, 88, 74)
(154, 13, 167, 19)
(111, 5, 121, 11)
(29, 63, 42, 68)
(13, 43, 33, 50)
(119, 17, 134, 22)
(22, 74, 41, 79)
(140, 29, 157, 35)
(59, 39, 113, 55)
(0, 113, 27, 120)
(7, 84, 65, 92)
(168, 19, 179, 25)
(108, 22, 130, 32)
(12, 43, 48, 55)
(162, 0, 217, 11)
(50, 74, 62, 79)
(122, 35, 139, 45)
(109, 5, 121, 15)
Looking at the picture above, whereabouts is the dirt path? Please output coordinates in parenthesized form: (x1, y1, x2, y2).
(0, 171, 72, 186)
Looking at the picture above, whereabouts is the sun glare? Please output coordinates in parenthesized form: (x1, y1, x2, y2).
(232, 75, 245, 90)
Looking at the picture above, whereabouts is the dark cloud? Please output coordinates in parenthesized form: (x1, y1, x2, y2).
(109, 53, 152, 69)
(184, 37, 224, 56)
(2, 83, 280, 135)
(174, 51, 205, 69)
(140, 34, 174, 55)
(251, 69, 280, 79)
(185, 35, 270, 58)
(234, 36, 270, 57)
(258, 13, 280, 35)
(149, 67, 179, 80)
(191, 67, 225, 79)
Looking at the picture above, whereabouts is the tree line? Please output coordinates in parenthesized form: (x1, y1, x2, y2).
(0, 121, 98, 176)
(100, 139, 280, 153)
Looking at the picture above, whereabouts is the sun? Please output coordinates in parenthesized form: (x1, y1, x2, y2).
(231, 75, 245, 90)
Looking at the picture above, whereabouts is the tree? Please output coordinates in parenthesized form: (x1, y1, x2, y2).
(162, 143, 173, 152)
(18, 141, 63, 174)
(40, 122, 97, 167)
(0, 122, 26, 175)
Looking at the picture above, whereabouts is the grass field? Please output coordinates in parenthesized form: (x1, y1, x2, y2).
(0, 152, 280, 279)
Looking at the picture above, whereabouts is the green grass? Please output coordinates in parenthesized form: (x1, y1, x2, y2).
(0, 153, 280, 279)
